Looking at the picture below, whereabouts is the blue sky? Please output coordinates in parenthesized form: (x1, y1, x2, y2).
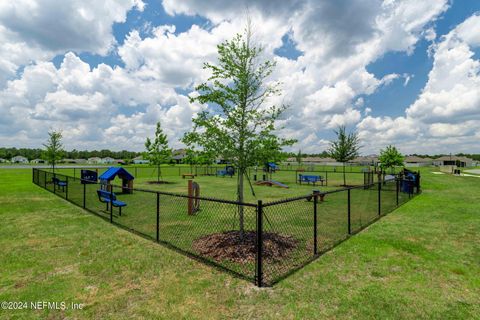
(0, 0, 479, 154)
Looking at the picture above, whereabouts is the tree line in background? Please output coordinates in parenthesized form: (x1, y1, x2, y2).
(0, 147, 140, 161)
(2, 146, 479, 163)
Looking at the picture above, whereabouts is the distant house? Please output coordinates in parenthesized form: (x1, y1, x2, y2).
(114, 159, 126, 165)
(172, 149, 187, 164)
(11, 155, 28, 163)
(87, 157, 102, 164)
(133, 156, 149, 164)
(31, 159, 46, 164)
(351, 156, 380, 166)
(433, 156, 474, 167)
(404, 156, 433, 167)
(63, 158, 87, 164)
(102, 157, 115, 164)
(0, 158, 7, 163)
(302, 157, 344, 166)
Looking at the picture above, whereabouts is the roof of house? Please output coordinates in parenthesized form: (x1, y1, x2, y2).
(404, 156, 432, 163)
(303, 157, 337, 162)
(99, 167, 134, 181)
(435, 155, 473, 162)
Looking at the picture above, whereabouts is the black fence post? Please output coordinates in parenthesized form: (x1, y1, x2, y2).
(53, 173, 56, 194)
(83, 182, 86, 209)
(347, 188, 351, 234)
(378, 182, 381, 216)
(325, 171, 328, 186)
(44, 171, 47, 189)
(313, 193, 318, 255)
(156, 193, 160, 242)
(256, 200, 263, 287)
(65, 176, 69, 200)
(396, 179, 399, 206)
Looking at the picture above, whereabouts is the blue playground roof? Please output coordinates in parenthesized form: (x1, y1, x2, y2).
(268, 162, 278, 168)
(99, 167, 134, 181)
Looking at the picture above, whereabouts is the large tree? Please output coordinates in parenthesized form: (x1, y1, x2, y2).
(42, 130, 65, 174)
(182, 26, 295, 238)
(329, 126, 360, 186)
(379, 145, 404, 173)
(145, 122, 172, 182)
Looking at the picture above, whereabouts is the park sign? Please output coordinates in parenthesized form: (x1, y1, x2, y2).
(81, 169, 98, 184)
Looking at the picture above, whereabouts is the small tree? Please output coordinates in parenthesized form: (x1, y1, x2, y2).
(183, 26, 295, 238)
(379, 145, 404, 173)
(145, 122, 172, 182)
(329, 126, 360, 186)
(43, 130, 64, 174)
(295, 150, 303, 167)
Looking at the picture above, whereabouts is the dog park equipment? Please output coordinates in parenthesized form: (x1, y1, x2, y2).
(298, 174, 325, 186)
(96, 189, 127, 215)
(217, 165, 235, 177)
(254, 180, 289, 188)
(182, 173, 196, 179)
(52, 177, 67, 192)
(187, 179, 201, 215)
(99, 167, 134, 194)
(80, 169, 98, 184)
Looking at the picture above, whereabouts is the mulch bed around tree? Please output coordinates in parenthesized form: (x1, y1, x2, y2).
(193, 230, 297, 264)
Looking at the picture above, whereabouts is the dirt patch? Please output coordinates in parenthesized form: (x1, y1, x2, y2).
(193, 230, 297, 264)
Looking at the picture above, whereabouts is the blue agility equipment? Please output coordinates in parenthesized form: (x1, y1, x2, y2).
(269, 180, 289, 188)
(254, 179, 289, 188)
(52, 177, 68, 192)
(99, 167, 135, 194)
(217, 165, 235, 178)
(298, 174, 325, 186)
(97, 189, 127, 215)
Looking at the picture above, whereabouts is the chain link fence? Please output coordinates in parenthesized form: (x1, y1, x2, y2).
(33, 168, 419, 286)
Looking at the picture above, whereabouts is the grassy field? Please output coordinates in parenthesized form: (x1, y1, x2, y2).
(0, 168, 479, 319)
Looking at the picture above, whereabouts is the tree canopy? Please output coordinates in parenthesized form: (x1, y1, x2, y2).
(182, 25, 295, 237)
(329, 126, 360, 186)
(42, 130, 65, 173)
(379, 145, 404, 172)
(145, 122, 172, 182)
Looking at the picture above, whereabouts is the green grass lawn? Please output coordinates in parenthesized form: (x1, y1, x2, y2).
(0, 168, 479, 319)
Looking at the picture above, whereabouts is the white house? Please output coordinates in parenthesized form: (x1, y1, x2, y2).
(433, 156, 474, 167)
(87, 157, 102, 164)
(404, 156, 433, 167)
(102, 157, 115, 164)
(31, 159, 46, 164)
(11, 155, 28, 163)
(133, 156, 149, 164)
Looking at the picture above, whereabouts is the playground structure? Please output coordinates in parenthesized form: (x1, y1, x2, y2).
(99, 167, 134, 194)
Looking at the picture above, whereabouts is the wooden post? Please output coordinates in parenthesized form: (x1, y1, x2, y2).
(188, 179, 193, 215)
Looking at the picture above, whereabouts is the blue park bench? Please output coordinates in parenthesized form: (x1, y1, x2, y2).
(298, 174, 325, 186)
(52, 177, 68, 192)
(97, 189, 127, 216)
